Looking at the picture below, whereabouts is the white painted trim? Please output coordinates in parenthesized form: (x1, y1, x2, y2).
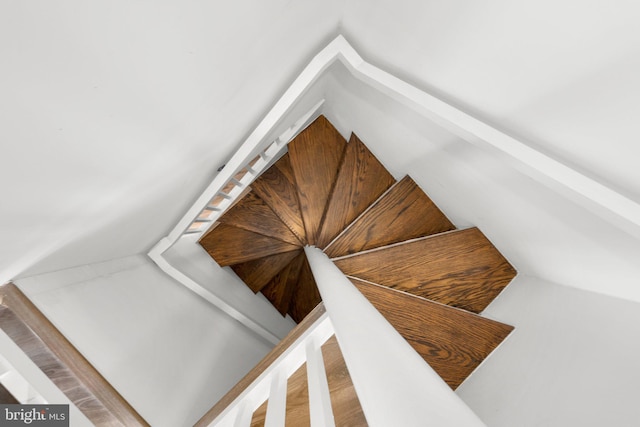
(149, 33, 640, 349)
(329, 37, 640, 236)
(207, 313, 334, 427)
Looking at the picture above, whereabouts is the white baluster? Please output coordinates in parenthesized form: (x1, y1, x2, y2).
(264, 369, 287, 427)
(305, 338, 335, 427)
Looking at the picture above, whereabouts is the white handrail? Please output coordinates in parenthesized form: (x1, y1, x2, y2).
(304, 246, 486, 427)
(209, 312, 334, 427)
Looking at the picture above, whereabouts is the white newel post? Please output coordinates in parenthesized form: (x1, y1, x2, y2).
(304, 247, 486, 427)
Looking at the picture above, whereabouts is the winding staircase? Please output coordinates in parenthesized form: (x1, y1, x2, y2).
(198, 115, 516, 425)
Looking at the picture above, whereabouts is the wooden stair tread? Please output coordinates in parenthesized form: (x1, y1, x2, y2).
(288, 116, 347, 245)
(252, 153, 307, 244)
(251, 400, 267, 426)
(261, 252, 306, 316)
(288, 256, 322, 323)
(325, 176, 455, 258)
(285, 363, 311, 427)
(334, 227, 516, 313)
(351, 278, 513, 389)
(231, 251, 302, 293)
(316, 133, 396, 248)
(217, 191, 302, 246)
(199, 223, 300, 266)
(322, 335, 368, 426)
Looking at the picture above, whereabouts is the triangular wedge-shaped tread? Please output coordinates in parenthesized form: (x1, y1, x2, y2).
(288, 116, 347, 245)
(252, 153, 307, 244)
(217, 191, 302, 246)
(231, 250, 302, 293)
(288, 256, 322, 323)
(284, 363, 311, 427)
(351, 278, 513, 389)
(316, 133, 396, 248)
(334, 228, 516, 313)
(324, 176, 455, 258)
(322, 335, 368, 426)
(199, 223, 299, 266)
(261, 252, 306, 316)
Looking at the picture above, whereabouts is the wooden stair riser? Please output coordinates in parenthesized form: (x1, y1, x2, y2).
(261, 252, 306, 316)
(231, 251, 302, 293)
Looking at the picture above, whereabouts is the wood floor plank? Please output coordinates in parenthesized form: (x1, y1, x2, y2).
(251, 400, 268, 427)
(288, 256, 322, 323)
(261, 252, 306, 316)
(334, 228, 517, 313)
(285, 363, 311, 427)
(288, 116, 346, 245)
(252, 153, 307, 244)
(351, 278, 513, 389)
(217, 191, 302, 246)
(316, 134, 396, 248)
(200, 223, 300, 266)
(231, 251, 302, 293)
(322, 335, 368, 426)
(324, 176, 455, 258)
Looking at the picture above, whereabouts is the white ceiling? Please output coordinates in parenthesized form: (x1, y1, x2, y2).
(2, 1, 640, 301)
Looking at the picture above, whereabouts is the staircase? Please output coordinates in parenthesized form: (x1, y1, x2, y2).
(198, 115, 516, 424)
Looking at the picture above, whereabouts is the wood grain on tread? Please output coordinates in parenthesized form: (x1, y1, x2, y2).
(322, 335, 368, 426)
(334, 228, 516, 313)
(231, 251, 302, 293)
(0, 283, 149, 426)
(351, 278, 513, 389)
(325, 176, 455, 258)
(252, 154, 307, 244)
(199, 223, 300, 266)
(217, 191, 302, 246)
(0, 383, 19, 404)
(285, 363, 311, 427)
(261, 252, 306, 316)
(288, 116, 346, 245)
(251, 400, 267, 426)
(195, 304, 326, 427)
(288, 256, 322, 323)
(316, 133, 396, 248)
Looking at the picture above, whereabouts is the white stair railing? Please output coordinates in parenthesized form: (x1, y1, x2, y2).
(304, 246, 486, 427)
(204, 310, 334, 427)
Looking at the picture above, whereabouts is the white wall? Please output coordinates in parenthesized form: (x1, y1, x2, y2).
(163, 236, 296, 340)
(456, 275, 640, 426)
(322, 62, 640, 303)
(341, 0, 640, 200)
(15, 255, 274, 427)
(0, 0, 345, 284)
